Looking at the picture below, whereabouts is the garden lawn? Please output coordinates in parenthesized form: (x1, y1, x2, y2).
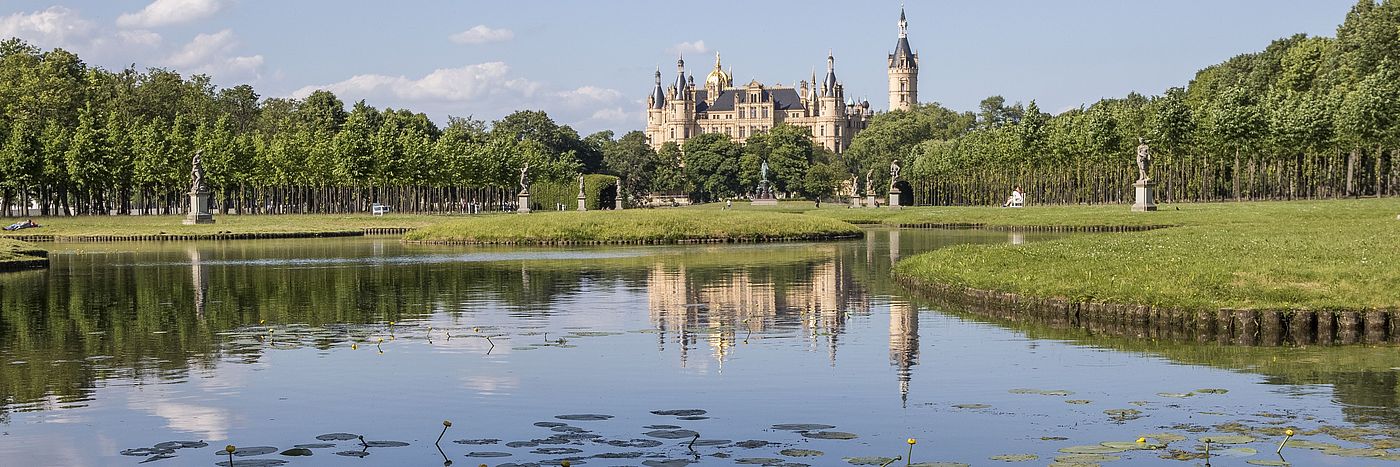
(892, 198, 1400, 311)
(404, 209, 862, 244)
(0, 238, 46, 267)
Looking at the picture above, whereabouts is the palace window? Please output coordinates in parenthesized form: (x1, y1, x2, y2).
(900, 81, 906, 91)
(739, 127, 746, 138)
(670, 128, 675, 138)
(762, 108, 768, 119)
(820, 126, 825, 136)
(900, 95, 906, 103)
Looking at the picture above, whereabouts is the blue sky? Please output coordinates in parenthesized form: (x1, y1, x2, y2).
(0, 0, 1359, 134)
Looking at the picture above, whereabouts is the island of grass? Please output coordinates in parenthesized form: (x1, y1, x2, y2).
(403, 209, 863, 245)
(0, 238, 49, 271)
(889, 198, 1400, 342)
(0, 214, 451, 242)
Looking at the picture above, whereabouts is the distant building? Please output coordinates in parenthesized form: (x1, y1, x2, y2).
(644, 8, 919, 153)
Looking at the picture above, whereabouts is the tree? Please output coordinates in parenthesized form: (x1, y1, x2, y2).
(601, 130, 660, 203)
(682, 133, 742, 202)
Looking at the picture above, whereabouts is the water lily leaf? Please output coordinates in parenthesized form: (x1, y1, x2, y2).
(642, 460, 694, 467)
(909, 463, 969, 467)
(1065, 400, 1092, 405)
(1322, 447, 1389, 457)
(593, 451, 644, 458)
(464, 451, 512, 457)
(772, 424, 835, 431)
(644, 429, 699, 439)
(138, 454, 175, 463)
(505, 440, 539, 448)
(1009, 388, 1074, 396)
(1196, 388, 1229, 394)
(651, 409, 707, 416)
(532, 448, 583, 455)
(1058, 445, 1127, 454)
(362, 441, 408, 448)
(556, 414, 613, 421)
(779, 449, 824, 457)
(734, 440, 772, 449)
(1055, 453, 1119, 462)
(1199, 435, 1255, 444)
(122, 448, 173, 457)
(291, 443, 335, 449)
(989, 453, 1038, 462)
(333, 450, 369, 458)
(596, 439, 663, 448)
(677, 416, 709, 420)
(844, 457, 898, 465)
(1158, 392, 1194, 398)
(215, 460, 288, 467)
(801, 431, 858, 440)
(279, 448, 313, 456)
(1282, 439, 1340, 450)
(645, 424, 682, 429)
(1101, 441, 1163, 450)
(735, 458, 784, 464)
(1144, 432, 1187, 443)
(1245, 460, 1290, 466)
(534, 421, 568, 428)
(691, 439, 730, 446)
(952, 403, 991, 409)
(452, 439, 500, 445)
(214, 446, 277, 457)
(1219, 447, 1258, 457)
(315, 433, 360, 441)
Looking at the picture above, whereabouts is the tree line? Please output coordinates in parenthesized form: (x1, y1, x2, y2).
(850, 0, 1400, 205)
(0, 38, 633, 216)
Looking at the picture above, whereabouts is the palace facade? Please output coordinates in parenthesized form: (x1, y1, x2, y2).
(645, 8, 919, 154)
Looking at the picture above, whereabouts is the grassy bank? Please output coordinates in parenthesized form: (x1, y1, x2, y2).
(893, 198, 1400, 311)
(404, 209, 863, 244)
(0, 238, 48, 270)
(0, 214, 453, 239)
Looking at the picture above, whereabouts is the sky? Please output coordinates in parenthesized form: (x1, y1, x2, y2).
(0, 0, 1362, 135)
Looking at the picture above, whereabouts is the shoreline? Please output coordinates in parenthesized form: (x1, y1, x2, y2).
(894, 274, 1399, 346)
(404, 232, 864, 246)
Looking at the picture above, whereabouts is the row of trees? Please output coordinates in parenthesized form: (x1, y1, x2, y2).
(0, 38, 624, 216)
(851, 0, 1400, 204)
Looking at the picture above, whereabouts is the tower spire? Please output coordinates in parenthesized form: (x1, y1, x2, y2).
(899, 3, 908, 38)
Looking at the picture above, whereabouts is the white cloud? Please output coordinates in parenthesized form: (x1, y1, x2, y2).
(114, 29, 163, 47)
(163, 30, 263, 82)
(117, 0, 226, 28)
(292, 62, 540, 102)
(0, 7, 96, 47)
(668, 40, 707, 55)
(588, 107, 630, 122)
(449, 25, 514, 45)
(555, 86, 624, 107)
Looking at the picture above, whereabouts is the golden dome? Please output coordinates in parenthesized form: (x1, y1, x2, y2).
(705, 52, 731, 90)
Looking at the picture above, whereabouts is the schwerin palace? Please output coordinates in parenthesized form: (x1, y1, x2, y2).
(645, 8, 919, 154)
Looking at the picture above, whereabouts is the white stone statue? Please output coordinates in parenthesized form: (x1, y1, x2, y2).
(889, 159, 901, 187)
(577, 174, 586, 197)
(519, 163, 531, 192)
(1136, 138, 1152, 182)
(190, 150, 207, 193)
(864, 168, 875, 195)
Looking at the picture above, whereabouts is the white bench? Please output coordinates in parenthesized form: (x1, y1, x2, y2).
(371, 204, 390, 216)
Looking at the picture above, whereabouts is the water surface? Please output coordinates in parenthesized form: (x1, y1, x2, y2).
(1, 229, 1396, 466)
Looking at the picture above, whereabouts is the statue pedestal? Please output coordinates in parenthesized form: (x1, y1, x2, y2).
(865, 195, 877, 208)
(183, 191, 214, 225)
(750, 195, 778, 206)
(1132, 180, 1158, 212)
(615, 194, 623, 210)
(577, 195, 587, 211)
(517, 191, 532, 213)
(888, 188, 902, 209)
(849, 196, 861, 208)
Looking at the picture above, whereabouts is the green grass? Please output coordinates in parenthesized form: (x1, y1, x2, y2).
(0, 214, 456, 238)
(893, 198, 1400, 311)
(404, 209, 863, 244)
(0, 238, 46, 266)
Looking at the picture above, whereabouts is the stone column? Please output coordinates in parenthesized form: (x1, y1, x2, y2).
(577, 194, 587, 211)
(1131, 180, 1157, 212)
(517, 190, 532, 213)
(183, 190, 214, 225)
(888, 187, 902, 208)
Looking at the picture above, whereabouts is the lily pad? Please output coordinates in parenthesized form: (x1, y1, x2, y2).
(215, 446, 277, 457)
(1065, 400, 1092, 405)
(1058, 445, 1127, 455)
(952, 403, 991, 409)
(908, 463, 969, 467)
(1158, 392, 1195, 398)
(596, 439, 663, 448)
(845, 457, 898, 465)
(734, 440, 771, 449)
(138, 454, 175, 463)
(644, 429, 699, 439)
(989, 454, 1039, 462)
(642, 460, 694, 467)
(122, 448, 174, 457)
(1196, 388, 1229, 394)
(593, 451, 644, 458)
(651, 409, 707, 416)
(1245, 460, 1290, 466)
(452, 439, 500, 445)
(291, 443, 335, 449)
(1009, 388, 1074, 396)
(333, 450, 369, 458)
(1282, 439, 1340, 450)
(279, 448, 313, 456)
(1199, 435, 1256, 444)
(1219, 447, 1259, 457)
(215, 460, 288, 467)
(1144, 433, 1187, 443)
(780, 449, 824, 457)
(315, 433, 360, 441)
(735, 458, 785, 464)
(1055, 454, 1119, 462)
(644, 424, 682, 430)
(1101, 441, 1163, 450)
(362, 440, 408, 448)
(691, 439, 730, 446)
(505, 441, 539, 448)
(556, 414, 613, 421)
(772, 424, 836, 431)
(534, 421, 568, 428)
(801, 431, 859, 440)
(677, 416, 709, 420)
(1322, 447, 1390, 457)
(464, 451, 513, 457)
(1103, 409, 1144, 420)
(532, 448, 583, 455)
(155, 440, 206, 449)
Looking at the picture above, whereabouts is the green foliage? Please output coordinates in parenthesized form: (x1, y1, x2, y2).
(404, 209, 862, 244)
(682, 133, 743, 202)
(526, 174, 619, 211)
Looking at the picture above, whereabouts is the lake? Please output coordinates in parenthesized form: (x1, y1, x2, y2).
(1, 229, 1397, 466)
